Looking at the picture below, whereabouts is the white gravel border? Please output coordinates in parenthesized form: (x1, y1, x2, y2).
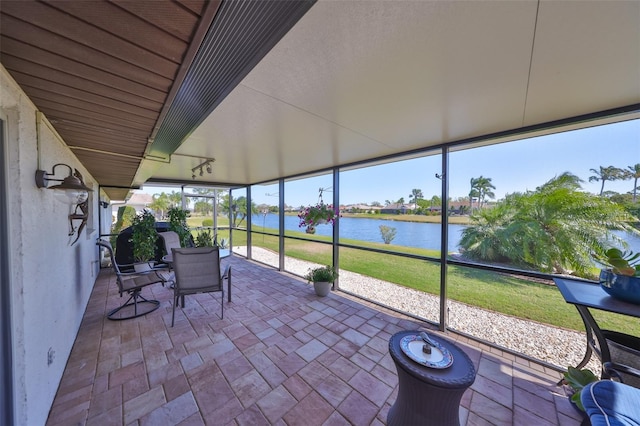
(234, 246, 599, 373)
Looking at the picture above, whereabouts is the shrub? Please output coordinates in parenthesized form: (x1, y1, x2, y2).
(194, 229, 215, 247)
(130, 210, 158, 263)
(168, 207, 191, 247)
(379, 225, 397, 244)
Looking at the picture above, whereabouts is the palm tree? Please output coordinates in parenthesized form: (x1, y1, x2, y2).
(409, 188, 423, 205)
(627, 164, 640, 202)
(460, 173, 639, 277)
(459, 205, 513, 262)
(190, 187, 220, 210)
(535, 172, 583, 191)
(468, 186, 479, 213)
(469, 176, 496, 210)
(476, 176, 496, 208)
(168, 190, 183, 207)
(469, 177, 478, 211)
(589, 165, 625, 196)
(220, 195, 257, 227)
(194, 200, 213, 216)
(150, 192, 171, 219)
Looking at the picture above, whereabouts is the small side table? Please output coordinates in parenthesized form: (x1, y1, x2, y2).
(388, 330, 476, 426)
(553, 277, 640, 385)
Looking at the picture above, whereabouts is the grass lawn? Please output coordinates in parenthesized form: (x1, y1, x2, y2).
(192, 217, 640, 337)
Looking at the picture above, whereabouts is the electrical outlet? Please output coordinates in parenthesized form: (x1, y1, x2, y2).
(47, 347, 55, 366)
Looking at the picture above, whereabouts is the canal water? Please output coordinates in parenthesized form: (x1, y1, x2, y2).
(251, 213, 640, 254)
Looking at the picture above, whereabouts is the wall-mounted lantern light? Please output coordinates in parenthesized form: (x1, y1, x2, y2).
(35, 163, 93, 245)
(35, 163, 92, 205)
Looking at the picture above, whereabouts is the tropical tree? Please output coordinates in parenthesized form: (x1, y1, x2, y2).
(459, 172, 639, 277)
(626, 163, 640, 202)
(468, 187, 479, 212)
(457, 204, 470, 215)
(589, 165, 625, 196)
(430, 195, 442, 207)
(220, 195, 257, 227)
(536, 171, 583, 191)
(168, 190, 183, 208)
(150, 192, 171, 219)
(475, 176, 496, 208)
(469, 176, 496, 210)
(110, 205, 136, 247)
(189, 187, 223, 213)
(397, 197, 405, 205)
(459, 203, 513, 262)
(194, 200, 213, 216)
(409, 188, 423, 205)
(415, 199, 430, 212)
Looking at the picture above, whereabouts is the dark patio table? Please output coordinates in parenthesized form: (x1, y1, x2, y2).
(553, 277, 640, 377)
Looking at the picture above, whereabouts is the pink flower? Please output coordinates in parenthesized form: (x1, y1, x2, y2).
(298, 203, 338, 228)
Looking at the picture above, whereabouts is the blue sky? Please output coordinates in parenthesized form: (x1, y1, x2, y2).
(140, 118, 639, 207)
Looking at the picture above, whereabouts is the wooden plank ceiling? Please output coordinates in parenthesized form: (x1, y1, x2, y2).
(1, 0, 216, 199)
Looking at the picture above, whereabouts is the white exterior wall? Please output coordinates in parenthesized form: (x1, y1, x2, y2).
(1, 64, 101, 425)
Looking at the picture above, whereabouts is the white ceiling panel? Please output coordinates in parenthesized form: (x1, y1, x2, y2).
(525, 1, 640, 125)
(153, 83, 389, 184)
(240, 1, 538, 147)
(141, 0, 640, 188)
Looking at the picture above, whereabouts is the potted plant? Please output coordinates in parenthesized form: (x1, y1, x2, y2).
(562, 366, 598, 413)
(130, 209, 159, 272)
(594, 248, 640, 304)
(167, 206, 191, 247)
(303, 265, 338, 297)
(298, 203, 338, 234)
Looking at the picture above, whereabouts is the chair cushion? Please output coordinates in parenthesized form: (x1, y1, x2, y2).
(581, 380, 640, 426)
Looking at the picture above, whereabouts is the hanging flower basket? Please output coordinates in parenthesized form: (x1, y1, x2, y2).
(298, 203, 337, 229)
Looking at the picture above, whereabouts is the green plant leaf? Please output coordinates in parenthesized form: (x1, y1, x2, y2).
(605, 248, 624, 259)
(570, 391, 585, 412)
(563, 367, 598, 390)
(563, 367, 598, 412)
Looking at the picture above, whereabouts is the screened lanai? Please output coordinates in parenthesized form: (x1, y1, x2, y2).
(1, 1, 639, 425)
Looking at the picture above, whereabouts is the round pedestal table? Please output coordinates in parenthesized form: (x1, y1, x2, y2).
(387, 330, 476, 426)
